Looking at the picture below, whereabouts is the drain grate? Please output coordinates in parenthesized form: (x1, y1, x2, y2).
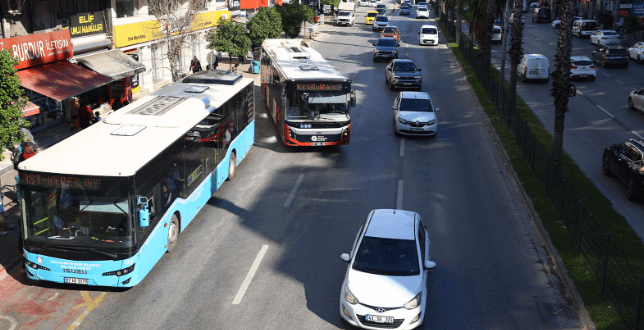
(543, 303, 578, 320)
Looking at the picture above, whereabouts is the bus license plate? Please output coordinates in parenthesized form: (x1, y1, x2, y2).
(366, 315, 394, 323)
(312, 142, 327, 146)
(65, 277, 88, 285)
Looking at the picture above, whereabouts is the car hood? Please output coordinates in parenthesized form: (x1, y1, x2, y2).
(376, 45, 397, 52)
(392, 70, 421, 78)
(399, 111, 436, 122)
(347, 269, 423, 306)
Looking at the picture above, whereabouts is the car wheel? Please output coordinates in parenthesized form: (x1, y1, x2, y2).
(373, 57, 376, 62)
(602, 155, 612, 176)
(555, 24, 560, 28)
(602, 58, 607, 68)
(521, 72, 527, 83)
(590, 75, 596, 81)
(394, 121, 401, 136)
(629, 98, 636, 110)
(626, 177, 638, 201)
(389, 83, 395, 91)
(638, 55, 642, 64)
(167, 214, 179, 253)
(624, 63, 629, 68)
(544, 76, 549, 84)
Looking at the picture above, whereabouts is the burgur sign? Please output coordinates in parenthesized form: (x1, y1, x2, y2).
(0, 30, 74, 70)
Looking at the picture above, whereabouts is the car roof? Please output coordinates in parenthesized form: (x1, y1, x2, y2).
(524, 54, 548, 59)
(365, 209, 417, 240)
(400, 91, 430, 99)
(420, 24, 437, 29)
(570, 56, 591, 61)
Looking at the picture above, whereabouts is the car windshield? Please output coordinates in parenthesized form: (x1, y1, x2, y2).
(367, 12, 377, 17)
(383, 27, 397, 33)
(421, 27, 437, 34)
(400, 98, 433, 112)
(352, 236, 420, 276)
(609, 49, 627, 55)
(393, 62, 417, 71)
(603, 31, 618, 36)
(338, 11, 351, 16)
(401, 5, 410, 9)
(377, 39, 397, 47)
(376, 16, 388, 22)
(418, 7, 428, 11)
(573, 60, 592, 66)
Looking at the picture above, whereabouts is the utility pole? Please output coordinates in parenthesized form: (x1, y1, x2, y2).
(498, 0, 511, 105)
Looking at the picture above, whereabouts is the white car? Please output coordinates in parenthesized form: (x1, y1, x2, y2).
(360, 0, 369, 6)
(417, 1, 427, 9)
(418, 24, 438, 46)
(340, 209, 437, 330)
(491, 25, 503, 44)
(393, 91, 439, 136)
(369, 0, 378, 7)
(590, 30, 621, 46)
(551, 16, 582, 28)
(628, 42, 644, 63)
(570, 56, 596, 81)
(416, 7, 429, 19)
(629, 88, 644, 112)
(529, 1, 540, 7)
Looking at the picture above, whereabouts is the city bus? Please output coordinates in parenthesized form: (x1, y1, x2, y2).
(17, 70, 254, 287)
(260, 39, 356, 146)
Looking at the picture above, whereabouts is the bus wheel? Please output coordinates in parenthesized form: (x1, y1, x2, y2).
(227, 152, 237, 181)
(167, 215, 179, 253)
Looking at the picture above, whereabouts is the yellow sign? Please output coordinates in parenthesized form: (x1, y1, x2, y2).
(114, 11, 231, 48)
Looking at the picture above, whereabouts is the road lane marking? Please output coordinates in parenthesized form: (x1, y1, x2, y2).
(596, 105, 615, 118)
(400, 139, 405, 157)
(68, 292, 106, 330)
(232, 245, 269, 305)
(616, 79, 625, 85)
(284, 174, 304, 208)
(632, 131, 644, 139)
(576, 90, 583, 95)
(397, 180, 403, 209)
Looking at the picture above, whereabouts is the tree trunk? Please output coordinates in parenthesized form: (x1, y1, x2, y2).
(477, 0, 496, 64)
(508, 0, 525, 110)
(549, 0, 576, 174)
(456, 0, 463, 45)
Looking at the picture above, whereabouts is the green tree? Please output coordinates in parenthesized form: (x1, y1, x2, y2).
(248, 7, 283, 47)
(322, 0, 340, 12)
(622, 14, 642, 34)
(277, 3, 315, 38)
(207, 19, 252, 70)
(0, 49, 30, 160)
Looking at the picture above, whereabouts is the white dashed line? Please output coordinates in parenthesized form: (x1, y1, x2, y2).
(397, 180, 403, 210)
(284, 174, 304, 208)
(633, 131, 644, 140)
(400, 139, 405, 157)
(232, 245, 269, 305)
(616, 79, 625, 85)
(576, 90, 584, 96)
(596, 105, 615, 118)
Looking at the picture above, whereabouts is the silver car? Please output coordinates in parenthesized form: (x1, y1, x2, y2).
(590, 30, 621, 46)
(628, 42, 644, 63)
(629, 88, 644, 113)
(570, 56, 596, 81)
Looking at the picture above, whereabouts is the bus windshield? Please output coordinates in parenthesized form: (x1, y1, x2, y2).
(288, 92, 350, 120)
(21, 175, 133, 250)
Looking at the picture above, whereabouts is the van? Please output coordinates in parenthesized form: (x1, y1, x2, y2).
(532, 7, 551, 23)
(572, 19, 598, 38)
(492, 25, 503, 44)
(517, 54, 550, 83)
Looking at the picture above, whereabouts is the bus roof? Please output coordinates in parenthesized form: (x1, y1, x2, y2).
(261, 39, 350, 82)
(18, 71, 254, 177)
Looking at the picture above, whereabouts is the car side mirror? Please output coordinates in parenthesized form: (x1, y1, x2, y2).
(435, 107, 440, 112)
(137, 196, 150, 228)
(418, 32, 420, 34)
(341, 253, 351, 262)
(425, 260, 437, 269)
(417, 68, 422, 71)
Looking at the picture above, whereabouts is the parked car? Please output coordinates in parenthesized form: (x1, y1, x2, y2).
(393, 92, 440, 136)
(369, 0, 378, 6)
(416, 7, 429, 18)
(602, 139, 644, 201)
(400, 4, 411, 15)
(572, 19, 598, 38)
(417, 1, 427, 8)
(372, 37, 399, 61)
(517, 54, 550, 83)
(590, 30, 621, 46)
(373, 15, 389, 31)
(359, 0, 369, 6)
(491, 25, 503, 44)
(510, 13, 525, 25)
(366, 10, 378, 24)
(339, 209, 437, 329)
(386, 59, 422, 90)
(419, 24, 439, 46)
(628, 42, 644, 63)
(629, 88, 644, 113)
(381, 26, 402, 44)
(532, 7, 551, 23)
(551, 16, 582, 28)
(592, 45, 629, 68)
(570, 56, 596, 81)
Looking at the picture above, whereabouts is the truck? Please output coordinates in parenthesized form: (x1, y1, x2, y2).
(337, 0, 356, 26)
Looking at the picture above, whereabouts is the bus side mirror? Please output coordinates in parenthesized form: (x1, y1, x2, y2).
(138, 196, 150, 228)
(350, 90, 357, 107)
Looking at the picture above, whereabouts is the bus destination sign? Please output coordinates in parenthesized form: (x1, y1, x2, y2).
(20, 173, 102, 190)
(295, 83, 343, 91)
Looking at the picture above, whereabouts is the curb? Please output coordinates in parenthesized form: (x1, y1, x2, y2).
(436, 23, 596, 330)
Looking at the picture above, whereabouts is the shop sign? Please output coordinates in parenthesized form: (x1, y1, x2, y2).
(632, 0, 644, 14)
(0, 30, 73, 70)
(70, 11, 106, 37)
(114, 11, 231, 48)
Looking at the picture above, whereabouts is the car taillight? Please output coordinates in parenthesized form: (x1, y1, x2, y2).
(524, 66, 527, 72)
(590, 65, 595, 68)
(571, 65, 578, 69)
(580, 26, 583, 31)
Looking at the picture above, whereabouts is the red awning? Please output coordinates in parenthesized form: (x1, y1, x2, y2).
(22, 101, 40, 117)
(17, 60, 112, 101)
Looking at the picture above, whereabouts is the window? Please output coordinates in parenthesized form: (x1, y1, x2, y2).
(116, 0, 135, 18)
(153, 44, 164, 81)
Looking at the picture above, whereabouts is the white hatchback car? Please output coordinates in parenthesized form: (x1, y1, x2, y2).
(570, 56, 596, 81)
(393, 92, 439, 136)
(340, 209, 437, 330)
(628, 42, 644, 63)
(590, 30, 621, 46)
(629, 88, 644, 113)
(416, 7, 429, 18)
(418, 24, 439, 46)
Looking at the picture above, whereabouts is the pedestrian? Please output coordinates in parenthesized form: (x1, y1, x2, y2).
(112, 97, 124, 111)
(93, 111, 102, 123)
(0, 191, 6, 236)
(190, 55, 202, 73)
(21, 140, 37, 161)
(78, 100, 93, 129)
(213, 55, 219, 70)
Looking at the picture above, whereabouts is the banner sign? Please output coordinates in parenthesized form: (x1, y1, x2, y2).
(70, 11, 106, 37)
(0, 30, 74, 70)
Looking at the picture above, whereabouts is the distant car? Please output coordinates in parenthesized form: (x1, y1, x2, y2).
(551, 16, 582, 28)
(416, 7, 429, 18)
(372, 37, 399, 61)
(385, 59, 422, 90)
(529, 1, 540, 7)
(359, 0, 368, 6)
(510, 13, 525, 25)
(381, 26, 401, 44)
(570, 56, 596, 81)
(365, 10, 378, 24)
(592, 45, 629, 68)
(532, 7, 551, 23)
(369, 0, 378, 6)
(419, 24, 438, 46)
(603, 139, 644, 201)
(393, 92, 440, 136)
(629, 88, 644, 113)
(377, 7, 387, 15)
(572, 19, 598, 38)
(491, 25, 503, 44)
(417, 1, 427, 8)
(376, 3, 386, 10)
(339, 209, 437, 329)
(373, 15, 389, 31)
(517, 54, 550, 83)
(400, 4, 411, 15)
(628, 42, 644, 63)
(590, 30, 621, 46)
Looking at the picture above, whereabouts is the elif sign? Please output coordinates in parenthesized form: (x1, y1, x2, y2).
(70, 12, 106, 37)
(0, 30, 74, 70)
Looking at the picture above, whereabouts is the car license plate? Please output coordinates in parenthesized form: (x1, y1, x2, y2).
(411, 127, 424, 131)
(403, 82, 411, 85)
(65, 277, 88, 285)
(366, 315, 394, 323)
(579, 74, 587, 78)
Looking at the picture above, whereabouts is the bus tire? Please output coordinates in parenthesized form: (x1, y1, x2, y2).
(167, 215, 179, 253)
(227, 152, 237, 181)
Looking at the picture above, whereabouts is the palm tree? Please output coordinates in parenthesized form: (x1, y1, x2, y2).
(507, 0, 525, 110)
(549, 0, 576, 174)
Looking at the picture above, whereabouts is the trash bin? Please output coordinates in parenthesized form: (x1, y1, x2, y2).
(251, 60, 260, 74)
(314, 15, 319, 23)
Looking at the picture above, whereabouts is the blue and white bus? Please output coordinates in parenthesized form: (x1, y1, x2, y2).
(17, 70, 254, 287)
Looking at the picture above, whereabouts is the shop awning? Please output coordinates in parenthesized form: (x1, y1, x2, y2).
(17, 61, 112, 101)
(75, 50, 146, 81)
(22, 101, 40, 117)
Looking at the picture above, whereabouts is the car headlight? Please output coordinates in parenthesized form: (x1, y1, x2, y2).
(393, 75, 401, 79)
(398, 118, 409, 124)
(403, 292, 422, 310)
(344, 285, 359, 305)
(427, 119, 436, 125)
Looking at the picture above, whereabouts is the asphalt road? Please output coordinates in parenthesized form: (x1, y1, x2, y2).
(0, 5, 583, 330)
(489, 13, 644, 240)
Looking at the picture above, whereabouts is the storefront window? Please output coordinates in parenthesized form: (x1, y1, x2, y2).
(116, 0, 135, 18)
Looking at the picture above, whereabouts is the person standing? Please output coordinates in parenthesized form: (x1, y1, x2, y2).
(190, 56, 202, 73)
(0, 191, 6, 236)
(79, 101, 93, 129)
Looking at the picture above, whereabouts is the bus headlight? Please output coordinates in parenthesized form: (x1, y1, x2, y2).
(25, 260, 50, 271)
(103, 264, 135, 276)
